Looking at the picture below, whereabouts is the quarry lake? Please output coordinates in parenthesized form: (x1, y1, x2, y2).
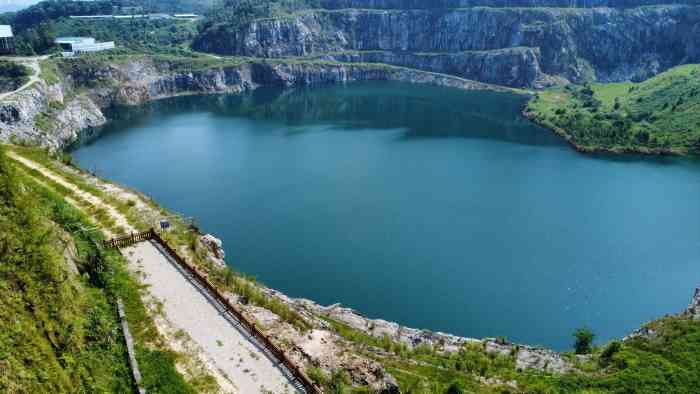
(72, 82, 700, 350)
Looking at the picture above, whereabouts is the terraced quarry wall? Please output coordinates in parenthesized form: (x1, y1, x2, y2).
(319, 0, 700, 9)
(194, 4, 700, 87)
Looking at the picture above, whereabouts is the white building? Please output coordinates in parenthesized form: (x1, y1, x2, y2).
(55, 37, 115, 57)
(0, 25, 14, 55)
(173, 14, 199, 20)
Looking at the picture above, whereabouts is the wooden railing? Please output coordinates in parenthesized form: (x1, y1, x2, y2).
(103, 229, 155, 249)
(106, 228, 321, 393)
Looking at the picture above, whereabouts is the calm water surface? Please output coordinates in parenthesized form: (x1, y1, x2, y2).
(72, 82, 700, 350)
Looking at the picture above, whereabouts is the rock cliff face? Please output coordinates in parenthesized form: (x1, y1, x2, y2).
(0, 57, 512, 149)
(0, 81, 105, 150)
(320, 47, 559, 88)
(194, 5, 700, 87)
(320, 0, 700, 9)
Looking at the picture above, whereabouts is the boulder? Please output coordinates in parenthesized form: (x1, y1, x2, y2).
(199, 234, 226, 267)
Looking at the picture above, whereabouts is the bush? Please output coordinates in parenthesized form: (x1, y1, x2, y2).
(574, 328, 595, 355)
(599, 341, 622, 366)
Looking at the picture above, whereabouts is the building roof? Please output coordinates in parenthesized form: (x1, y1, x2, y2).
(55, 37, 96, 44)
(0, 25, 13, 38)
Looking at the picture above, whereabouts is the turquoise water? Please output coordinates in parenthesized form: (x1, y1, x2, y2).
(72, 82, 700, 350)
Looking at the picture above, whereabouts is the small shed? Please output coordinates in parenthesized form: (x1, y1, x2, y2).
(0, 25, 14, 55)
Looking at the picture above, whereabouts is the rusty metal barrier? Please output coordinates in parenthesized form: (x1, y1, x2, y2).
(103, 230, 155, 249)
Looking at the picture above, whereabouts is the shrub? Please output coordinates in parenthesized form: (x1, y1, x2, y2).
(574, 328, 595, 355)
(599, 341, 622, 366)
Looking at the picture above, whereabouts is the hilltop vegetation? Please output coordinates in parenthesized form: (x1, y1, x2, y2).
(0, 0, 206, 54)
(526, 64, 700, 154)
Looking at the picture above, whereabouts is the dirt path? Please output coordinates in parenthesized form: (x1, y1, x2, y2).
(9, 151, 300, 393)
(0, 56, 48, 101)
(8, 151, 134, 237)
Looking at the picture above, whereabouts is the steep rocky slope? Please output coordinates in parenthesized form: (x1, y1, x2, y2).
(194, 4, 700, 87)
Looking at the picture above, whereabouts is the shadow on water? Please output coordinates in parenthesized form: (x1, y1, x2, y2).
(73, 81, 565, 149)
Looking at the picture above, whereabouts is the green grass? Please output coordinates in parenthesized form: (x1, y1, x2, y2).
(526, 64, 700, 154)
(39, 59, 60, 85)
(0, 145, 200, 392)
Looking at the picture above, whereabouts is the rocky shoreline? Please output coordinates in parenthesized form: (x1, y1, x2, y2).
(0, 56, 517, 151)
(4, 54, 700, 390)
(197, 231, 700, 378)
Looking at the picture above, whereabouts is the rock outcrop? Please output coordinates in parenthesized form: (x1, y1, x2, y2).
(0, 81, 105, 150)
(685, 287, 700, 320)
(199, 234, 226, 267)
(194, 5, 700, 87)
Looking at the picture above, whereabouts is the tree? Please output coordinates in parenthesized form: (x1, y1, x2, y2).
(574, 328, 595, 354)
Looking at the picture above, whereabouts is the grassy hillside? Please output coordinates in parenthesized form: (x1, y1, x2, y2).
(525, 64, 700, 155)
(0, 146, 201, 393)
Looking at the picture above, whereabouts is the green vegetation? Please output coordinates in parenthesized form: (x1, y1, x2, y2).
(53, 17, 198, 53)
(200, 0, 320, 29)
(574, 328, 595, 355)
(193, 0, 321, 50)
(0, 60, 30, 93)
(38, 59, 60, 85)
(0, 0, 112, 54)
(0, 0, 208, 55)
(323, 310, 700, 393)
(526, 64, 700, 154)
(0, 145, 201, 392)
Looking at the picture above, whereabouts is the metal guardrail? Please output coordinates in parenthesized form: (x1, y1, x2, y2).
(103, 230, 155, 248)
(104, 229, 322, 394)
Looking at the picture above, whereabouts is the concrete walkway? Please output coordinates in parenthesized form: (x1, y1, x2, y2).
(123, 241, 298, 394)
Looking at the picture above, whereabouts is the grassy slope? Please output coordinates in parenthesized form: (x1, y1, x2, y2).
(526, 64, 700, 154)
(0, 146, 203, 393)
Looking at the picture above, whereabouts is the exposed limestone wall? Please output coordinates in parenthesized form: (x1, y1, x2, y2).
(194, 5, 700, 87)
(319, 47, 561, 88)
(320, 0, 700, 9)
